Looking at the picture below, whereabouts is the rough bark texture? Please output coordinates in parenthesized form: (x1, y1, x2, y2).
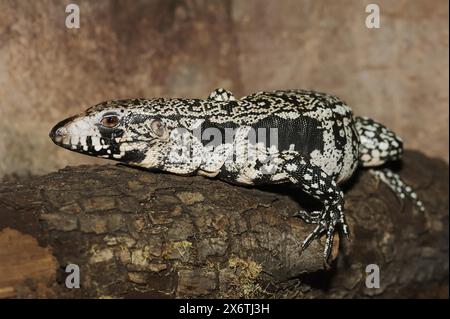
(0, 150, 448, 299)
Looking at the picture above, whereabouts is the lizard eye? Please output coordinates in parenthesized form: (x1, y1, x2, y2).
(150, 119, 166, 137)
(100, 115, 120, 128)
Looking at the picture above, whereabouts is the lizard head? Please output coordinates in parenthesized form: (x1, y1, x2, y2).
(49, 99, 173, 168)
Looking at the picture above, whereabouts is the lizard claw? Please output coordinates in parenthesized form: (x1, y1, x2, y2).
(300, 204, 349, 264)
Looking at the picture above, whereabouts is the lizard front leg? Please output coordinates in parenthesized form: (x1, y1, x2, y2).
(282, 155, 349, 262)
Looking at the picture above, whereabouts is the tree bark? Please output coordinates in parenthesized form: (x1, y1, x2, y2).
(0, 150, 448, 298)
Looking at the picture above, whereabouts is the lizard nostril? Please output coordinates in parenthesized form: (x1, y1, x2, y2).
(55, 127, 67, 136)
(49, 115, 77, 141)
(49, 125, 68, 142)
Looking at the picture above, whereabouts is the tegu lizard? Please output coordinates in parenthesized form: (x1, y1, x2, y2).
(49, 88, 425, 263)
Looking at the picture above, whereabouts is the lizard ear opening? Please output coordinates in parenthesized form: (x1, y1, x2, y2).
(150, 119, 167, 137)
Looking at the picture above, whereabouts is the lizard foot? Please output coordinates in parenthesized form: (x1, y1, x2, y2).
(299, 203, 349, 263)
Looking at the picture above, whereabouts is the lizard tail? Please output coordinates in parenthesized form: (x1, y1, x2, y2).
(354, 116, 403, 167)
(355, 117, 425, 212)
(369, 168, 426, 213)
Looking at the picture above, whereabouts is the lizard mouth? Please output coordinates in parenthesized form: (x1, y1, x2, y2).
(49, 118, 109, 154)
(49, 121, 152, 162)
(50, 131, 110, 155)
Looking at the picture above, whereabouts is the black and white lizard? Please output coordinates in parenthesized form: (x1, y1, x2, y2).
(49, 88, 425, 262)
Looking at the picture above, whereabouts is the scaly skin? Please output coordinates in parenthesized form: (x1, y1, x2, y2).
(49, 88, 424, 263)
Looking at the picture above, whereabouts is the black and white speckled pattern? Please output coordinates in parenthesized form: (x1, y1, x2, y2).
(49, 88, 424, 263)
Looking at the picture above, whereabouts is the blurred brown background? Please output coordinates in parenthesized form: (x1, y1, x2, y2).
(0, 0, 448, 178)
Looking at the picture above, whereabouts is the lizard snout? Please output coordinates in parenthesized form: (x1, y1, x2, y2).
(49, 115, 77, 144)
(49, 126, 67, 140)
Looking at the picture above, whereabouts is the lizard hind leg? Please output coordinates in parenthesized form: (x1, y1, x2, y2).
(296, 210, 322, 224)
(285, 158, 348, 262)
(370, 168, 426, 212)
(355, 116, 403, 167)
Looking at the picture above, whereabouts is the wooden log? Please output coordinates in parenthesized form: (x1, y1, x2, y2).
(0, 150, 447, 298)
